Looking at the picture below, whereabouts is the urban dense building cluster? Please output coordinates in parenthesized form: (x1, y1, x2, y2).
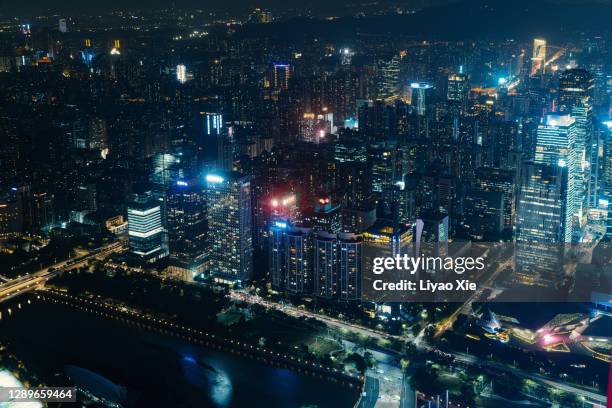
(0, 10, 610, 303)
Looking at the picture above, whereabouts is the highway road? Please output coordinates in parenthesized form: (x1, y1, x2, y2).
(0, 241, 125, 304)
(435, 251, 514, 338)
(451, 352, 607, 406)
(229, 290, 403, 342)
(357, 376, 379, 408)
(231, 289, 607, 407)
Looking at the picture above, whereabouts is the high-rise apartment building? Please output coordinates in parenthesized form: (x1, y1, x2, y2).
(205, 172, 253, 282)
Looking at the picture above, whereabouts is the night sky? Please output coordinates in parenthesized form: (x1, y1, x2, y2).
(1, 0, 607, 18)
(0, 0, 454, 17)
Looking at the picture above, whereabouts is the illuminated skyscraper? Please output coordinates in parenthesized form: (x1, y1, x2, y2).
(0, 190, 23, 239)
(269, 225, 362, 300)
(128, 192, 167, 262)
(202, 112, 223, 136)
(176, 64, 187, 84)
(378, 55, 400, 100)
(338, 233, 362, 301)
(81, 39, 95, 66)
(58, 18, 67, 33)
(462, 189, 504, 240)
(415, 212, 449, 257)
(269, 221, 288, 289)
(474, 168, 516, 230)
(515, 162, 568, 286)
(410, 82, 433, 115)
(535, 114, 580, 240)
(283, 227, 313, 294)
(558, 69, 595, 208)
(299, 112, 333, 143)
(601, 121, 612, 239)
(447, 73, 469, 106)
(363, 221, 413, 275)
(340, 48, 354, 66)
(313, 232, 338, 299)
(531, 38, 547, 76)
(273, 64, 292, 91)
(166, 180, 207, 280)
(32, 192, 54, 232)
(205, 172, 253, 282)
(558, 69, 595, 114)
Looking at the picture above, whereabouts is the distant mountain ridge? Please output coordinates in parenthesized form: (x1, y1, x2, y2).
(240, 0, 612, 41)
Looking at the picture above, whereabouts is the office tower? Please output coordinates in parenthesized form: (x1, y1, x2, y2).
(299, 112, 333, 143)
(273, 64, 291, 91)
(447, 73, 469, 107)
(415, 211, 449, 257)
(558, 69, 596, 207)
(89, 117, 107, 153)
(410, 82, 433, 115)
(378, 55, 400, 100)
(203, 112, 224, 136)
(166, 180, 207, 280)
(77, 183, 97, 212)
(313, 232, 338, 299)
(391, 180, 416, 228)
(217, 133, 235, 172)
(482, 121, 521, 170)
(369, 143, 398, 201)
(338, 161, 371, 209)
(58, 18, 67, 33)
(474, 168, 516, 230)
(462, 189, 504, 240)
(127, 192, 167, 262)
(558, 69, 595, 114)
(0, 190, 23, 239)
(341, 207, 376, 233)
(340, 48, 354, 66)
(0, 54, 12, 73)
(339, 233, 362, 301)
(32, 192, 54, 232)
(535, 114, 580, 240)
(363, 221, 413, 271)
(412, 173, 458, 220)
(335, 137, 372, 209)
(81, 39, 95, 66)
(11, 185, 33, 233)
(515, 162, 568, 286)
(205, 172, 253, 282)
(176, 64, 187, 84)
(531, 38, 547, 76)
(602, 122, 612, 238)
(150, 153, 186, 189)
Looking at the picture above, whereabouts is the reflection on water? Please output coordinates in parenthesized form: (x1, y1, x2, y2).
(0, 299, 359, 408)
(180, 356, 232, 407)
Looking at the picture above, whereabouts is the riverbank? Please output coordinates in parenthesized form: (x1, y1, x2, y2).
(0, 294, 361, 407)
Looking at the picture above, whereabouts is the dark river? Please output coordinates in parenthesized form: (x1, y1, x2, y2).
(0, 297, 360, 407)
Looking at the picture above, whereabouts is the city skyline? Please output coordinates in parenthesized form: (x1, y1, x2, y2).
(0, 1, 610, 407)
